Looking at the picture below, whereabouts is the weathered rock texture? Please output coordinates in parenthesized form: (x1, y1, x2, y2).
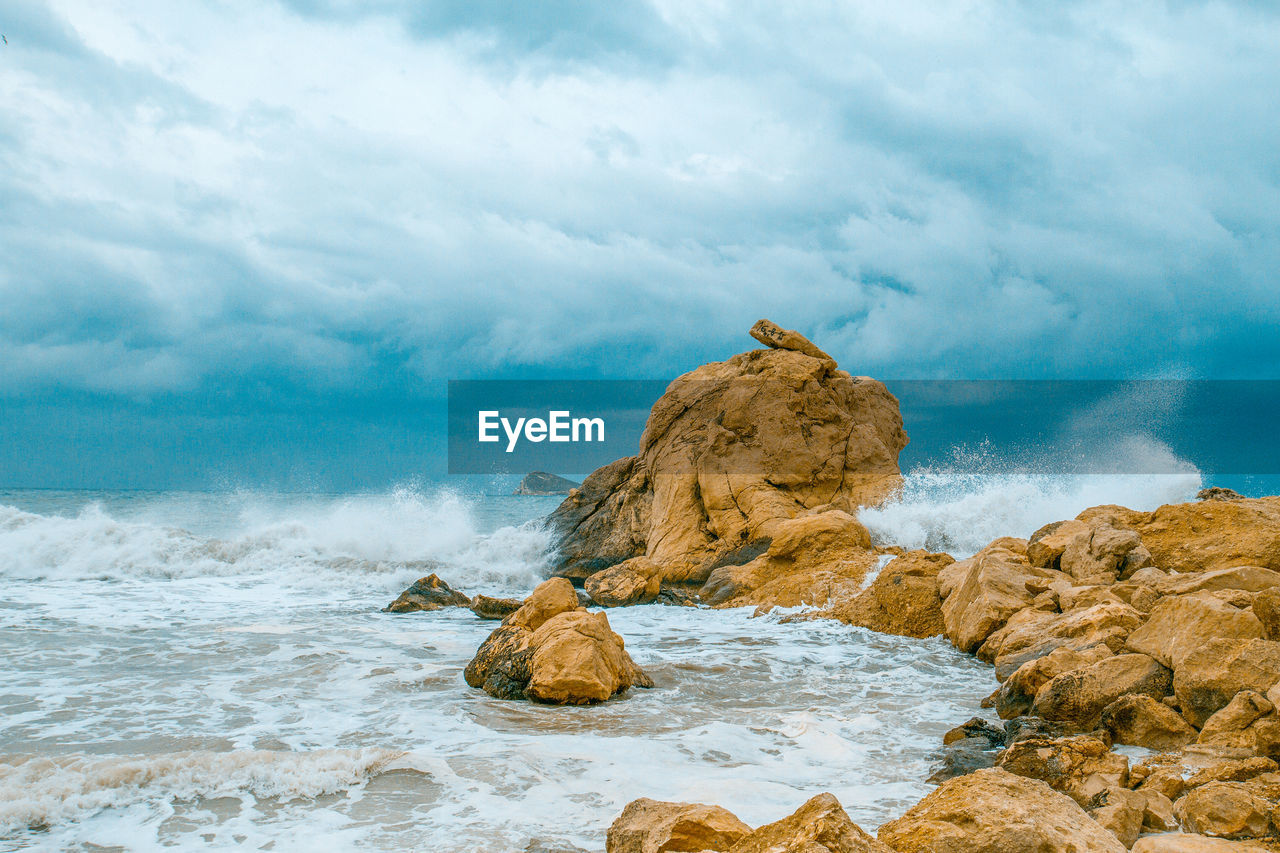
(549, 321, 907, 602)
(813, 550, 953, 637)
(606, 797, 752, 853)
(463, 579, 652, 704)
(383, 573, 471, 613)
(725, 793, 891, 853)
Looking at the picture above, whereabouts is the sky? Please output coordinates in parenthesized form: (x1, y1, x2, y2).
(1, 1, 1278, 489)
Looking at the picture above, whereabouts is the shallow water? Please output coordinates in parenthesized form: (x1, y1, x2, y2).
(1, 471, 1201, 850)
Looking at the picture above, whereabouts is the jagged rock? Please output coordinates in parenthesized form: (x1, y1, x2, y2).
(1101, 694, 1198, 750)
(1087, 497, 1280, 575)
(383, 573, 471, 613)
(944, 717, 1007, 748)
(1028, 520, 1093, 571)
(1087, 786, 1146, 848)
(1130, 746, 1279, 801)
(1200, 487, 1246, 502)
(995, 734, 1129, 806)
(814, 550, 953, 638)
(606, 798, 752, 853)
(997, 644, 1114, 720)
(1132, 834, 1271, 852)
(727, 792, 891, 852)
(1138, 788, 1179, 832)
(1252, 588, 1280, 640)
(514, 472, 581, 496)
(1031, 653, 1172, 731)
(548, 323, 907, 593)
(1158, 566, 1280, 596)
(1060, 522, 1153, 584)
(585, 557, 662, 607)
(464, 579, 652, 704)
(470, 594, 523, 620)
(1004, 715, 1067, 745)
(1174, 638, 1280, 728)
(983, 600, 1144, 673)
(877, 767, 1126, 852)
(1126, 592, 1265, 669)
(942, 538, 1054, 653)
(1197, 691, 1280, 757)
(1174, 781, 1274, 839)
(748, 318, 835, 362)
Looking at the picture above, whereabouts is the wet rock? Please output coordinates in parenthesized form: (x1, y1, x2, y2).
(944, 717, 1007, 748)
(470, 594, 523, 620)
(815, 550, 953, 638)
(1174, 781, 1274, 839)
(1031, 653, 1172, 731)
(1126, 591, 1265, 669)
(728, 792, 892, 852)
(585, 557, 661, 607)
(1004, 715, 1066, 745)
(1090, 497, 1280, 575)
(508, 578, 581, 631)
(996, 644, 1114, 720)
(1174, 638, 1280, 728)
(927, 736, 999, 784)
(941, 538, 1050, 653)
(383, 573, 471, 613)
(1087, 785, 1146, 848)
(995, 734, 1129, 806)
(984, 600, 1144, 673)
(1132, 834, 1271, 852)
(549, 322, 907, 588)
(1101, 694, 1198, 751)
(514, 472, 580, 496)
(606, 797, 752, 853)
(655, 586, 699, 607)
(877, 767, 1126, 852)
(1130, 746, 1279, 801)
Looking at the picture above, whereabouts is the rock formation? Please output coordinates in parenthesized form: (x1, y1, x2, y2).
(514, 471, 581, 496)
(605, 798, 752, 853)
(547, 320, 907, 610)
(383, 573, 471, 613)
(463, 578, 653, 704)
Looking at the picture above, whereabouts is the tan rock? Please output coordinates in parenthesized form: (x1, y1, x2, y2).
(1131, 746, 1279, 801)
(1094, 497, 1280, 575)
(1174, 639, 1280, 728)
(464, 623, 535, 699)
(1126, 592, 1265, 670)
(606, 797, 753, 853)
(550, 323, 907, 587)
(986, 601, 1144, 672)
(996, 644, 1114, 720)
(1160, 566, 1280, 596)
(507, 577, 582, 630)
(383, 573, 470, 613)
(1252, 589, 1280, 641)
(1032, 653, 1172, 731)
(470, 594, 523, 620)
(1139, 788, 1179, 832)
(1088, 785, 1146, 848)
(1101, 694, 1198, 750)
(877, 767, 1126, 852)
(1197, 691, 1280, 757)
(748, 318, 834, 362)
(586, 557, 662, 607)
(1174, 781, 1274, 839)
(995, 734, 1129, 806)
(1131, 835, 1271, 852)
(1028, 520, 1093, 571)
(727, 792, 891, 853)
(942, 538, 1051, 653)
(1060, 522, 1152, 583)
(527, 610, 651, 704)
(814, 550, 953, 638)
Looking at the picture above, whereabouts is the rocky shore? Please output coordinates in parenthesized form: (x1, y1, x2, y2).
(388, 320, 1280, 850)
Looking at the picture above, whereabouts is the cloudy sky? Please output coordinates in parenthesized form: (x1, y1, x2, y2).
(2, 1, 1278, 488)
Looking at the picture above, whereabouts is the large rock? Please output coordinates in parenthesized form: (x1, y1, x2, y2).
(1031, 653, 1172, 731)
(1131, 745, 1279, 801)
(941, 538, 1049, 653)
(549, 322, 907, 587)
(813, 550, 953, 638)
(877, 767, 1126, 852)
(470, 594, 523, 620)
(1174, 639, 1280, 728)
(1197, 691, 1280, 757)
(1087, 497, 1280, 575)
(1174, 781, 1274, 839)
(995, 734, 1129, 806)
(1101, 694, 1198, 750)
(727, 793, 891, 853)
(996, 644, 1114, 720)
(585, 557, 662, 607)
(1159, 566, 1280, 596)
(1087, 785, 1146, 848)
(606, 798, 752, 853)
(983, 601, 1144, 672)
(383, 573, 470, 613)
(1131, 835, 1271, 852)
(464, 579, 652, 704)
(1126, 592, 1265, 669)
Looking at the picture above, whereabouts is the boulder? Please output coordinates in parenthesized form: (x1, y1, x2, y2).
(606, 798, 752, 853)
(814, 550, 953, 638)
(727, 792, 891, 853)
(1132, 835, 1271, 852)
(944, 717, 1007, 748)
(585, 557, 662, 607)
(383, 573, 470, 613)
(1200, 487, 1247, 502)
(1251, 588, 1280, 641)
(1059, 522, 1153, 584)
(983, 600, 1143, 672)
(470, 594, 523, 620)
(1159, 566, 1280, 596)
(1126, 592, 1265, 669)
(748, 317, 835, 362)
(514, 471, 581, 496)
(1174, 781, 1274, 839)
(1197, 691, 1280, 757)
(996, 644, 1114, 720)
(995, 734, 1129, 806)
(1031, 653, 1172, 731)
(464, 579, 652, 704)
(1087, 786, 1146, 848)
(550, 322, 907, 587)
(1101, 694, 1198, 750)
(927, 736, 1001, 784)
(942, 538, 1049, 653)
(877, 767, 1126, 852)
(1130, 746, 1279, 801)
(1173, 639, 1280, 728)
(1028, 520, 1093, 571)
(1091, 497, 1280, 575)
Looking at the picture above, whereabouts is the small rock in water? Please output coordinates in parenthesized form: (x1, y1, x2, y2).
(383, 573, 470, 613)
(514, 471, 581, 496)
(927, 736, 1000, 784)
(1198, 486, 1245, 501)
(943, 717, 1006, 748)
(470, 594, 523, 620)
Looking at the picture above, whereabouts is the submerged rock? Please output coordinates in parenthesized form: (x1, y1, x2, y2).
(605, 797, 752, 853)
(548, 320, 907, 599)
(383, 573, 471, 613)
(463, 578, 652, 704)
(514, 471, 581, 496)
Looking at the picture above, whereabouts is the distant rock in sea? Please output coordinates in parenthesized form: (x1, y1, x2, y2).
(514, 471, 580, 496)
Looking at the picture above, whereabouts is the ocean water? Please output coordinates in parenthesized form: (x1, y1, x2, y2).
(1, 468, 1205, 852)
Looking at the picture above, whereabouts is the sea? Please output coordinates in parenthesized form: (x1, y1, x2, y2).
(0, 465, 1209, 851)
